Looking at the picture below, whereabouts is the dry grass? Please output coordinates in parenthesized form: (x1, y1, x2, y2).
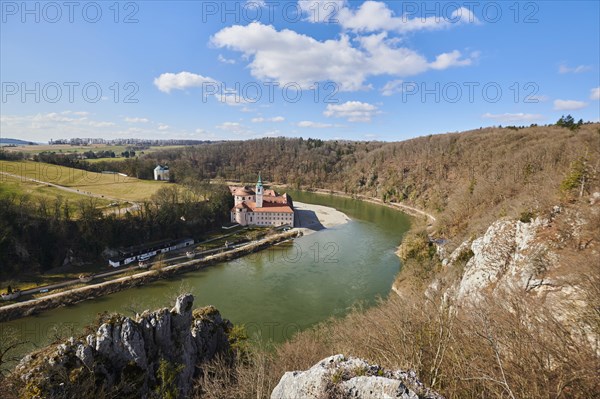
(0, 160, 169, 201)
(195, 283, 599, 399)
(0, 173, 110, 209)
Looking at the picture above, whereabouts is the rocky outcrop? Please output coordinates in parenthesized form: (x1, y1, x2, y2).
(436, 198, 599, 330)
(16, 294, 231, 398)
(271, 355, 444, 399)
(454, 216, 553, 302)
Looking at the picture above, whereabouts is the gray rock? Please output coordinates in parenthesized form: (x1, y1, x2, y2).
(341, 376, 418, 399)
(18, 294, 232, 398)
(75, 343, 94, 370)
(271, 355, 443, 399)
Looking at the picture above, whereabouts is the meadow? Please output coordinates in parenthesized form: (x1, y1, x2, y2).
(0, 160, 169, 202)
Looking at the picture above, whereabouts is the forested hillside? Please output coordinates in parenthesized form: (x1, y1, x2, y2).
(148, 124, 600, 239)
(186, 124, 600, 399)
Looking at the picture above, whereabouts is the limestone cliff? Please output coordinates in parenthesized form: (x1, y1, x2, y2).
(15, 294, 232, 398)
(271, 355, 444, 399)
(434, 196, 599, 330)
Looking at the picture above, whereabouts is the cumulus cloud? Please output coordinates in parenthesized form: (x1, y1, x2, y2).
(251, 116, 285, 123)
(211, 22, 474, 91)
(153, 71, 215, 93)
(0, 111, 116, 140)
(216, 122, 253, 135)
(298, 1, 478, 31)
(591, 87, 600, 100)
(380, 79, 403, 96)
(482, 112, 543, 123)
(125, 117, 149, 123)
(216, 91, 254, 106)
(158, 124, 169, 130)
(553, 99, 588, 111)
(218, 54, 236, 64)
(558, 64, 592, 74)
(336, 1, 479, 33)
(324, 101, 379, 122)
(527, 95, 549, 103)
(429, 50, 473, 70)
(297, 121, 340, 128)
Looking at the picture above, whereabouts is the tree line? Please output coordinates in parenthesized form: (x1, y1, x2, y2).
(0, 183, 232, 279)
(144, 124, 600, 240)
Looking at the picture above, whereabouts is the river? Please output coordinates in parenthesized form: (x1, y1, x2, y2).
(1, 190, 411, 355)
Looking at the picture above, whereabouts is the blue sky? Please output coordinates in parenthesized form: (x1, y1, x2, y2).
(1, 0, 599, 142)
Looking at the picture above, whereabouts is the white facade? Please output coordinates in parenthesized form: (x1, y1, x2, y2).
(154, 165, 170, 181)
(230, 174, 294, 227)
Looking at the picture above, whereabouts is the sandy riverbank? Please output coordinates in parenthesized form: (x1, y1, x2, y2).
(293, 201, 351, 235)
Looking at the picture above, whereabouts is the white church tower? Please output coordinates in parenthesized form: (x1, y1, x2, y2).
(255, 173, 263, 208)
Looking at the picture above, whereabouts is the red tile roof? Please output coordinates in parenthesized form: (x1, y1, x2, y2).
(231, 200, 293, 213)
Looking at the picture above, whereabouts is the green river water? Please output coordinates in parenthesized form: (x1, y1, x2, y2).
(1, 190, 411, 353)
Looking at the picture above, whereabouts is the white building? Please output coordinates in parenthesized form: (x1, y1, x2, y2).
(230, 174, 294, 227)
(154, 165, 170, 181)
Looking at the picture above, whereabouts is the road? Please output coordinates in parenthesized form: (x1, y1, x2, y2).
(17, 239, 250, 297)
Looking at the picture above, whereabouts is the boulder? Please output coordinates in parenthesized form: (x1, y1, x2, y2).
(271, 354, 443, 399)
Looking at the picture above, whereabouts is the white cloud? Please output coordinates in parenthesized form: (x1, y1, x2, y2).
(216, 88, 255, 106)
(297, 121, 340, 128)
(558, 64, 592, 74)
(158, 124, 169, 130)
(125, 117, 149, 123)
(527, 95, 549, 103)
(298, 1, 478, 31)
(336, 1, 479, 33)
(0, 111, 116, 140)
(211, 22, 475, 91)
(380, 79, 403, 96)
(590, 87, 600, 100)
(324, 101, 379, 122)
(251, 116, 285, 123)
(217, 122, 241, 130)
(216, 122, 253, 135)
(218, 54, 236, 64)
(553, 99, 588, 111)
(429, 50, 473, 69)
(88, 121, 116, 128)
(153, 71, 215, 93)
(482, 112, 543, 123)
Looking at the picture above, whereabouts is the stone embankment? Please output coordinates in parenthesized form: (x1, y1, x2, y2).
(0, 230, 302, 322)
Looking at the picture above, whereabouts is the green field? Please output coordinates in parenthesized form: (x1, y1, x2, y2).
(0, 160, 170, 202)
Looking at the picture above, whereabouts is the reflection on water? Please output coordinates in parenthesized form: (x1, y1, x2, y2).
(1, 191, 411, 354)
